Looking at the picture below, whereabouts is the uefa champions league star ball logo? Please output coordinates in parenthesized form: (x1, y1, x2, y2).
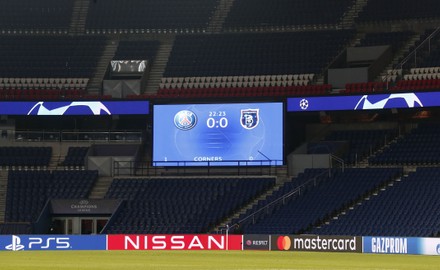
(354, 93, 423, 110)
(174, 110, 197, 131)
(299, 99, 309, 110)
(27, 101, 112, 115)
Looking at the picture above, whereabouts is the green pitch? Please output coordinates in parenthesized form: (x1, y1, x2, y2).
(0, 250, 439, 270)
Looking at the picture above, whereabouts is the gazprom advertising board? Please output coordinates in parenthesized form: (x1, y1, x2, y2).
(363, 236, 440, 255)
(287, 92, 440, 112)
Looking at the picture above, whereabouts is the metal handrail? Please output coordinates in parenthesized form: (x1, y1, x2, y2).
(113, 159, 284, 177)
(330, 154, 345, 172)
(383, 26, 440, 86)
(14, 129, 143, 143)
(228, 169, 331, 232)
(399, 27, 440, 69)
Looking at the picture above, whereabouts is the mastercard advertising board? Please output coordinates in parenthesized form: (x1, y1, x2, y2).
(271, 235, 362, 253)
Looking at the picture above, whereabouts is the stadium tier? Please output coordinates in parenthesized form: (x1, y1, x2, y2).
(223, 0, 354, 30)
(240, 168, 403, 235)
(164, 31, 355, 77)
(5, 170, 98, 223)
(310, 167, 440, 237)
(356, 0, 440, 23)
(369, 123, 440, 165)
(0, 36, 106, 78)
(103, 177, 275, 234)
(0, 0, 439, 239)
(60, 146, 90, 168)
(323, 129, 399, 165)
(0, 0, 73, 32)
(0, 147, 51, 168)
(113, 40, 160, 61)
(85, 0, 220, 32)
(230, 169, 328, 230)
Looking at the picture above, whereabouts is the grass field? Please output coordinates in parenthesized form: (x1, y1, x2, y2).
(0, 250, 440, 270)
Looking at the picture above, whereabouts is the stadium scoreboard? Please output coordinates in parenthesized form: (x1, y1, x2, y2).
(153, 102, 284, 166)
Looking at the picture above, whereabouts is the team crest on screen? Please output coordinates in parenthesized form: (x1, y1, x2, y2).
(174, 110, 197, 130)
(241, 109, 259, 129)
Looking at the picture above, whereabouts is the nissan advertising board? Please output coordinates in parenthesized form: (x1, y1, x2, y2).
(107, 234, 243, 251)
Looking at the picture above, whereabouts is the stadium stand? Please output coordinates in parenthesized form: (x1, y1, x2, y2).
(0, 36, 106, 78)
(356, 0, 440, 23)
(104, 177, 275, 234)
(113, 40, 161, 61)
(223, 0, 354, 30)
(356, 31, 415, 53)
(0, 146, 51, 168)
(85, 0, 220, 33)
(230, 169, 328, 231)
(0, 0, 439, 239)
(61, 146, 89, 168)
(0, 0, 73, 33)
(322, 129, 398, 165)
(369, 123, 440, 165)
(310, 167, 440, 237)
(164, 31, 355, 77)
(5, 170, 98, 222)
(241, 168, 403, 234)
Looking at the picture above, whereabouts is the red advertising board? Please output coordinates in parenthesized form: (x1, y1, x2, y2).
(107, 234, 243, 251)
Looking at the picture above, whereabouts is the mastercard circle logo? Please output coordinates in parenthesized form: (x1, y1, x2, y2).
(277, 236, 291, 251)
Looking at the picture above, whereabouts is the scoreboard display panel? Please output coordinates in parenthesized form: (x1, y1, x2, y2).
(153, 102, 283, 166)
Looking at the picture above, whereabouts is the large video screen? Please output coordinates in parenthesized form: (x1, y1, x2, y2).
(0, 101, 149, 115)
(153, 102, 283, 166)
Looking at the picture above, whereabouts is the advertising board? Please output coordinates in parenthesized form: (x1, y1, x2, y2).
(0, 101, 149, 115)
(107, 234, 243, 251)
(271, 235, 362, 253)
(0, 235, 106, 251)
(363, 236, 440, 255)
(287, 92, 440, 112)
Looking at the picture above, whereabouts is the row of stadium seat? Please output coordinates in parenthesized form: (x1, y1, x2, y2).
(403, 73, 440, 80)
(0, 89, 111, 100)
(159, 80, 312, 90)
(392, 78, 440, 91)
(0, 78, 89, 90)
(409, 67, 440, 74)
(160, 74, 315, 84)
(156, 85, 331, 98)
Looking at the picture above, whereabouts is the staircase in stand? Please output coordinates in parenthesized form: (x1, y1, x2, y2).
(69, 0, 89, 35)
(340, 0, 369, 29)
(0, 170, 8, 222)
(88, 176, 113, 199)
(206, 0, 235, 33)
(87, 40, 120, 95)
(212, 175, 291, 232)
(144, 36, 176, 95)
